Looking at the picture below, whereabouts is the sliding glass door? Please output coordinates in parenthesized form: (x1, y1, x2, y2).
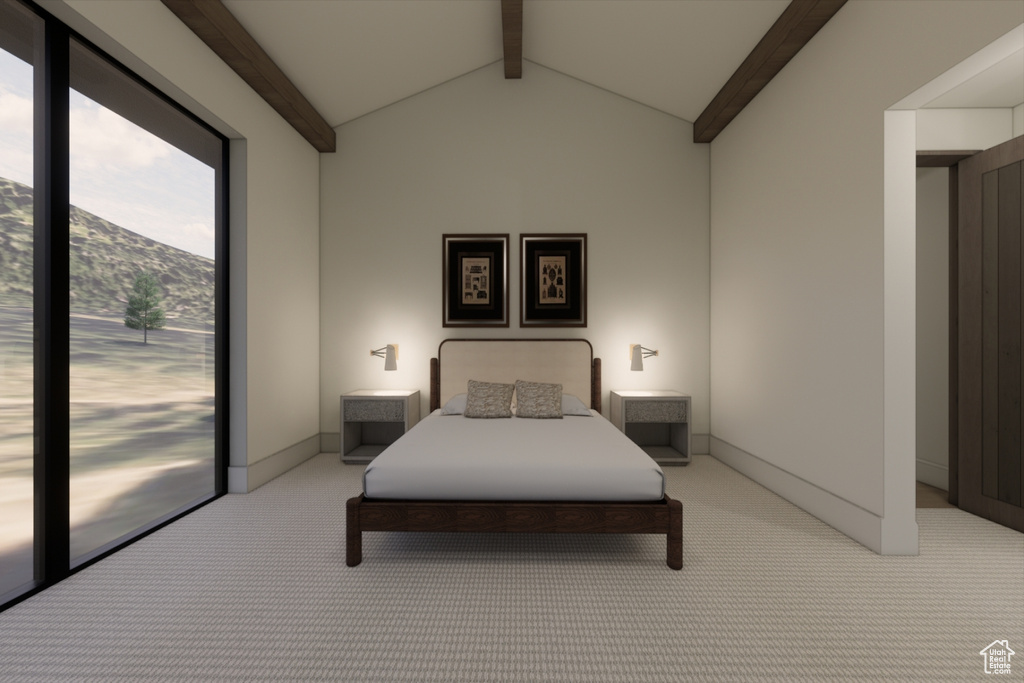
(0, 0, 226, 607)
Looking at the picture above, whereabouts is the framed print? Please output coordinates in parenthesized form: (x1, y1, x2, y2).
(520, 233, 587, 327)
(443, 234, 509, 327)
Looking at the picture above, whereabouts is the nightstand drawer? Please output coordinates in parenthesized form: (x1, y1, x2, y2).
(625, 400, 687, 423)
(344, 399, 406, 422)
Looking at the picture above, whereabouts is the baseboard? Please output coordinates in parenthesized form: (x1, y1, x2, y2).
(916, 459, 948, 491)
(228, 434, 320, 493)
(321, 432, 341, 453)
(710, 436, 885, 554)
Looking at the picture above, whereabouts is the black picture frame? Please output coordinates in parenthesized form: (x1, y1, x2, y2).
(520, 233, 587, 327)
(443, 234, 509, 327)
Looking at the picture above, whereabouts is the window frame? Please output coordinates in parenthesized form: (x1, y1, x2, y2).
(1, 0, 228, 612)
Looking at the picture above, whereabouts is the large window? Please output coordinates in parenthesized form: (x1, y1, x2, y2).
(67, 38, 222, 563)
(0, 0, 39, 600)
(0, 0, 226, 607)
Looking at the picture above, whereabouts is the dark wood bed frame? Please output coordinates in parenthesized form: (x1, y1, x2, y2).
(346, 341, 684, 570)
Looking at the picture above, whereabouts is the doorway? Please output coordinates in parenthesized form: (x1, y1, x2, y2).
(955, 137, 1024, 532)
(886, 23, 1023, 542)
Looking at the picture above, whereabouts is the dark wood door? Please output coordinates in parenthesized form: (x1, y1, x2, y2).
(957, 136, 1024, 532)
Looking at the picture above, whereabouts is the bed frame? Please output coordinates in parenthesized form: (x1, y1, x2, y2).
(346, 339, 683, 569)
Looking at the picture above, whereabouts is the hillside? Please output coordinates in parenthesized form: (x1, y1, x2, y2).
(0, 178, 215, 328)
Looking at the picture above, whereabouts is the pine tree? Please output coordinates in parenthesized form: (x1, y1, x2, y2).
(124, 272, 166, 344)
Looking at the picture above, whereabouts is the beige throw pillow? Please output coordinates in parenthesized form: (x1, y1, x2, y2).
(464, 380, 515, 418)
(514, 380, 563, 419)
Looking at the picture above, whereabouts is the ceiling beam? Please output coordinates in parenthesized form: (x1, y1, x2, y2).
(160, 0, 336, 153)
(693, 0, 847, 144)
(502, 0, 523, 79)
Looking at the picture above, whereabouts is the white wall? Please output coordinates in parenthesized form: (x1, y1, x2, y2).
(709, 1, 1022, 553)
(917, 109, 1015, 150)
(321, 62, 710, 446)
(916, 167, 949, 490)
(48, 0, 322, 489)
(1015, 104, 1024, 136)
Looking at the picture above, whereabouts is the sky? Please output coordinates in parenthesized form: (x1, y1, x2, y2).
(0, 48, 216, 260)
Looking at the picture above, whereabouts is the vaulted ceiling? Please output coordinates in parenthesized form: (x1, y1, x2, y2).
(219, 0, 793, 128)
(160, 1, 868, 152)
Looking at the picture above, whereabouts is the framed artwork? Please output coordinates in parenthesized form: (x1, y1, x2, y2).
(442, 234, 509, 327)
(520, 233, 587, 327)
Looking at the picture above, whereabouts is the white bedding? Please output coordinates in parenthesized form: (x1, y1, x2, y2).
(363, 410, 665, 501)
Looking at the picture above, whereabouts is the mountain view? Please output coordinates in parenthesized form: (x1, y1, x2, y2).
(0, 177, 215, 328)
(0, 175, 217, 589)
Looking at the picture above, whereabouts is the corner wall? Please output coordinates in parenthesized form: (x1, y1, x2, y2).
(48, 0, 323, 491)
(320, 62, 710, 447)
(709, 1, 1022, 553)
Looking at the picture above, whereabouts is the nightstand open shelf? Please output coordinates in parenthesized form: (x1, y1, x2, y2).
(610, 390, 691, 465)
(341, 390, 420, 465)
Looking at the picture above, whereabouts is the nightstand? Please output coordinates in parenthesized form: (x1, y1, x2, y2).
(340, 390, 420, 464)
(609, 390, 691, 465)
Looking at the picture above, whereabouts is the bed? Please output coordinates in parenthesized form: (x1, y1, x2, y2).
(345, 339, 683, 569)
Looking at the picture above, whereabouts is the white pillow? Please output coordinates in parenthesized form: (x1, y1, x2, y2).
(443, 391, 590, 416)
(561, 394, 592, 416)
(440, 393, 467, 415)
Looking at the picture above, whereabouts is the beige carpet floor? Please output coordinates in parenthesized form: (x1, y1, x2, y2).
(0, 453, 1021, 681)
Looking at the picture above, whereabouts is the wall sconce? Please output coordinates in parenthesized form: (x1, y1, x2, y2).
(630, 344, 658, 371)
(370, 344, 398, 371)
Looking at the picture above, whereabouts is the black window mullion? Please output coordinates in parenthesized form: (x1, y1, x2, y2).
(214, 144, 229, 496)
(32, 17, 69, 584)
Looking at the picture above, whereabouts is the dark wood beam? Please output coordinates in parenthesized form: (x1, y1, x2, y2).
(693, 0, 847, 144)
(916, 151, 981, 168)
(502, 0, 523, 79)
(160, 0, 336, 153)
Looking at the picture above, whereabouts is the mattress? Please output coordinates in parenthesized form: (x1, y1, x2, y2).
(363, 410, 666, 501)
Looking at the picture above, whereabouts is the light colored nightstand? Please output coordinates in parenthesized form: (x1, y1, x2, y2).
(341, 390, 420, 464)
(609, 390, 691, 465)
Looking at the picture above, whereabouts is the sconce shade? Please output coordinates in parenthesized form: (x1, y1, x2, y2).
(630, 344, 658, 371)
(630, 345, 643, 371)
(371, 344, 398, 371)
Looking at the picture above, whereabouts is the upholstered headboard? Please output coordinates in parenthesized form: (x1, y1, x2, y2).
(430, 339, 601, 413)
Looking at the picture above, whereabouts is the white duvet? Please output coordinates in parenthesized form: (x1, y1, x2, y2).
(363, 410, 666, 501)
